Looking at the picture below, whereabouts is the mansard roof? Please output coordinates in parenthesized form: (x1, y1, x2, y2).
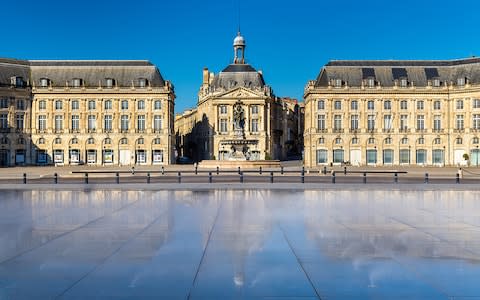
(315, 57, 480, 87)
(211, 63, 265, 90)
(0, 59, 30, 88)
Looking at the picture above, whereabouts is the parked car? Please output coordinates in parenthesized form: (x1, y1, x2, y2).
(176, 156, 194, 164)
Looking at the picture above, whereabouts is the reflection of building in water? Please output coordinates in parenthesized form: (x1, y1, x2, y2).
(24, 190, 174, 257)
(305, 190, 480, 261)
(219, 190, 272, 286)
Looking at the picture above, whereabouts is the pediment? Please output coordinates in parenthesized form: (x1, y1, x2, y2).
(215, 87, 264, 99)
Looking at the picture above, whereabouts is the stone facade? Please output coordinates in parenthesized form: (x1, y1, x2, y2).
(0, 59, 32, 166)
(304, 58, 480, 167)
(0, 59, 175, 166)
(175, 33, 302, 162)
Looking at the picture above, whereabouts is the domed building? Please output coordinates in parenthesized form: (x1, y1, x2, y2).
(175, 32, 302, 162)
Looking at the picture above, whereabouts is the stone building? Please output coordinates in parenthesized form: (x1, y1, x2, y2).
(0, 58, 175, 166)
(175, 32, 301, 162)
(304, 58, 480, 167)
(0, 59, 32, 166)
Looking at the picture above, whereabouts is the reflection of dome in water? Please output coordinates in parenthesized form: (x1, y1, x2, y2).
(234, 273, 244, 286)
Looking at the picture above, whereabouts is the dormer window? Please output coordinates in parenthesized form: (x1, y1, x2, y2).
(399, 78, 407, 88)
(457, 77, 465, 86)
(105, 78, 115, 88)
(72, 78, 82, 88)
(11, 76, 24, 88)
(367, 78, 375, 88)
(138, 78, 148, 88)
(39, 78, 50, 88)
(334, 79, 342, 88)
(433, 78, 440, 87)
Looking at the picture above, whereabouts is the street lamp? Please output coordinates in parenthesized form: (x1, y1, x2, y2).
(476, 145, 479, 167)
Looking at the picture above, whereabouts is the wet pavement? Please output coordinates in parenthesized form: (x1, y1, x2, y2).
(0, 189, 480, 299)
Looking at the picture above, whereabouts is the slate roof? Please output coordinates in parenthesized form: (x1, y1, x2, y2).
(0, 58, 166, 88)
(211, 64, 265, 90)
(315, 57, 480, 87)
(0, 59, 30, 88)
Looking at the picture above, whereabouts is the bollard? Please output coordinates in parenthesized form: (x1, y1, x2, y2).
(456, 173, 460, 184)
(323, 166, 327, 175)
(259, 167, 262, 175)
(240, 171, 244, 183)
(425, 173, 429, 184)
(85, 173, 88, 184)
(281, 166, 284, 175)
(54, 173, 58, 184)
(238, 166, 241, 175)
(216, 166, 219, 175)
(344, 166, 347, 175)
(162, 166, 165, 175)
(23, 173, 27, 184)
(116, 172, 119, 184)
(363, 172, 367, 184)
(147, 172, 151, 184)
(270, 171, 274, 183)
(178, 172, 181, 183)
(394, 172, 398, 184)
(195, 165, 198, 175)
(301, 168, 305, 183)
(332, 171, 336, 184)
(209, 171, 212, 183)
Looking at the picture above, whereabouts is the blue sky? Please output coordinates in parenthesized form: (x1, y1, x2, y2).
(2, 0, 480, 113)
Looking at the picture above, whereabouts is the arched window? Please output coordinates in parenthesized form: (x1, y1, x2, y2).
(0, 137, 9, 144)
(401, 137, 408, 144)
(87, 138, 95, 144)
(434, 138, 441, 144)
(54, 137, 62, 144)
(368, 137, 375, 144)
(104, 138, 111, 145)
(38, 138, 45, 144)
(137, 138, 144, 145)
(153, 138, 161, 144)
(351, 137, 358, 144)
(17, 138, 25, 145)
(384, 137, 392, 144)
(456, 137, 463, 144)
(120, 138, 128, 145)
(417, 138, 425, 145)
(70, 138, 78, 144)
(318, 137, 324, 144)
(335, 138, 342, 144)
(473, 137, 479, 144)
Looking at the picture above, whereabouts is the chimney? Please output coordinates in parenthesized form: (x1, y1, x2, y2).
(203, 68, 209, 85)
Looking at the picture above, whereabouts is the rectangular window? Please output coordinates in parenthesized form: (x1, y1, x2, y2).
(104, 100, 112, 110)
(137, 115, 145, 131)
(399, 149, 410, 164)
(219, 118, 227, 133)
(316, 149, 328, 164)
(55, 100, 63, 110)
(219, 105, 227, 114)
(16, 100, 25, 110)
(366, 149, 377, 164)
(38, 115, 47, 130)
(121, 115, 129, 131)
(251, 119, 259, 132)
(334, 101, 341, 110)
(456, 100, 464, 109)
(153, 150, 164, 163)
(71, 115, 80, 130)
(154, 115, 162, 131)
(0, 114, 7, 129)
(400, 115, 408, 130)
(333, 115, 342, 130)
(251, 105, 259, 114)
(416, 115, 425, 130)
(317, 115, 325, 130)
(456, 115, 464, 130)
(383, 149, 393, 164)
(383, 115, 392, 130)
(400, 100, 408, 110)
(473, 114, 480, 130)
(154, 100, 162, 110)
(474, 99, 480, 109)
(434, 101, 441, 110)
(351, 100, 358, 110)
(54, 115, 63, 131)
(367, 115, 375, 130)
(88, 100, 96, 110)
(104, 115, 112, 131)
(317, 100, 325, 110)
(0, 98, 8, 108)
(333, 149, 344, 163)
(416, 100, 424, 110)
(433, 149, 444, 164)
(434, 115, 441, 130)
(88, 115, 96, 131)
(350, 115, 358, 130)
(137, 100, 145, 110)
(367, 101, 375, 110)
(121, 100, 129, 110)
(71, 100, 79, 110)
(416, 150, 427, 165)
(383, 100, 391, 110)
(15, 114, 24, 129)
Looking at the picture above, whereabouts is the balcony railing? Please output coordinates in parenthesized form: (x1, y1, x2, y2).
(399, 128, 410, 133)
(332, 128, 344, 133)
(432, 129, 444, 133)
(416, 129, 427, 133)
(349, 129, 359, 133)
(454, 128, 465, 133)
(316, 128, 328, 133)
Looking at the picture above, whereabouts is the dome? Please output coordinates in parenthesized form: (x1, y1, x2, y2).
(210, 64, 265, 90)
(233, 33, 245, 47)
